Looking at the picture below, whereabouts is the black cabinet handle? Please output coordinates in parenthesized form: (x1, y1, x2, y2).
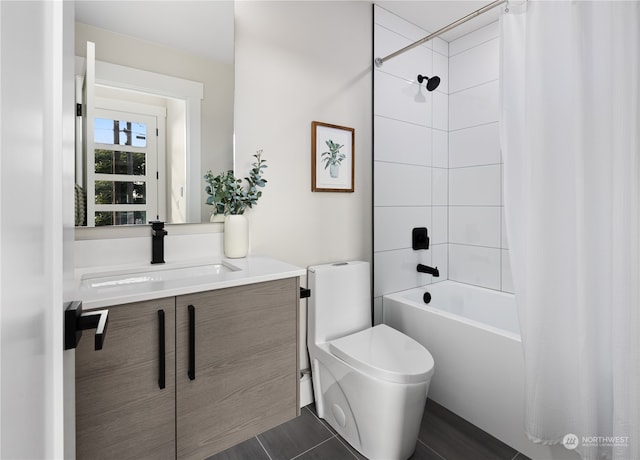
(188, 305, 195, 380)
(158, 309, 166, 390)
(84, 309, 109, 351)
(64, 301, 109, 351)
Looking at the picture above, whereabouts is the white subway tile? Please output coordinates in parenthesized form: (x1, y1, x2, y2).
(374, 248, 432, 297)
(432, 167, 448, 206)
(449, 122, 500, 168)
(449, 80, 499, 131)
(374, 116, 431, 166)
(432, 37, 448, 57)
(374, 71, 432, 127)
(432, 129, 448, 168)
(374, 24, 432, 83)
(432, 51, 449, 94)
(501, 206, 509, 249)
(449, 206, 501, 248)
(449, 38, 499, 93)
(374, 206, 430, 252)
(374, 161, 431, 207)
(374, 6, 434, 46)
(431, 206, 448, 245)
(449, 244, 501, 290)
(432, 91, 449, 131)
(449, 164, 501, 206)
(449, 20, 499, 57)
(431, 243, 448, 281)
(501, 249, 514, 293)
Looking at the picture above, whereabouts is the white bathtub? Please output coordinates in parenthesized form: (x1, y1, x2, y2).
(383, 281, 575, 460)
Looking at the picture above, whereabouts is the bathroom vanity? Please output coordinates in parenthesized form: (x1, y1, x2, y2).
(73, 256, 304, 460)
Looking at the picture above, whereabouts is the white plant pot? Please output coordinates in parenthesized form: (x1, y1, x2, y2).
(224, 214, 249, 258)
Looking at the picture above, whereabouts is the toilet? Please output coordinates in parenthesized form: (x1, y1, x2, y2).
(307, 261, 435, 460)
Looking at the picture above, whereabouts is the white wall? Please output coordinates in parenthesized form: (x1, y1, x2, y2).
(234, 1, 372, 404)
(234, 1, 372, 269)
(373, 5, 449, 321)
(448, 21, 512, 293)
(76, 1, 372, 269)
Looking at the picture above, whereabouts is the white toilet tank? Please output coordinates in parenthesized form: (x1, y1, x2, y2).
(308, 261, 371, 344)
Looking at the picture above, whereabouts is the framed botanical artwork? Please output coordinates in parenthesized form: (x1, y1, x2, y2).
(311, 121, 355, 192)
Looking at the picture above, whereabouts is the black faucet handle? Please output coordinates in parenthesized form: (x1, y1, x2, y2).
(150, 221, 168, 237)
(150, 221, 167, 264)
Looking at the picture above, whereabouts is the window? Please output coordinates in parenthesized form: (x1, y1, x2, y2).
(87, 107, 161, 226)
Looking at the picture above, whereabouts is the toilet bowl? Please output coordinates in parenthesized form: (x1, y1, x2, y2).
(307, 261, 435, 460)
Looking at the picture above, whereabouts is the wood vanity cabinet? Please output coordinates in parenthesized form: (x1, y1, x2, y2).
(176, 278, 300, 459)
(76, 277, 299, 460)
(75, 297, 176, 460)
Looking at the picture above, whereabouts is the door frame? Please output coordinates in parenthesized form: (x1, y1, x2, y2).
(0, 1, 75, 458)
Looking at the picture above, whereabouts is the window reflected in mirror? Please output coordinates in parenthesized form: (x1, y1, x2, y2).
(75, 1, 234, 229)
(95, 118, 147, 148)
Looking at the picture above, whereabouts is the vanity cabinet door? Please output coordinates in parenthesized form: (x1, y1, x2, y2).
(176, 278, 299, 459)
(75, 297, 176, 460)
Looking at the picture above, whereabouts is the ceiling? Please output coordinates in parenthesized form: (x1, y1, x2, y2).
(74, 1, 500, 64)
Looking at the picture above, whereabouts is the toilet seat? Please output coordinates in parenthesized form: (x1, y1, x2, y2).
(329, 324, 434, 384)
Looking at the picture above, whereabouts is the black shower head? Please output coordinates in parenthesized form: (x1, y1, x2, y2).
(417, 74, 441, 92)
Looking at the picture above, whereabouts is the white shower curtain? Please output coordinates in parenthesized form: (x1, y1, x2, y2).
(500, 2, 640, 460)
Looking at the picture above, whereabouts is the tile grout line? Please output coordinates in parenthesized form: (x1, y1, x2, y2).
(333, 435, 361, 459)
(303, 405, 335, 437)
(255, 436, 274, 460)
(288, 436, 336, 460)
(303, 406, 360, 459)
(417, 438, 447, 460)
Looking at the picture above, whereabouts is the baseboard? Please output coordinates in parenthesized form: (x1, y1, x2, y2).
(299, 374, 313, 408)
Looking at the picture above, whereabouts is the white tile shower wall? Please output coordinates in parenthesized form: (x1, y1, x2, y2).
(374, 116, 431, 166)
(373, 11, 512, 305)
(373, 5, 448, 310)
(448, 21, 511, 293)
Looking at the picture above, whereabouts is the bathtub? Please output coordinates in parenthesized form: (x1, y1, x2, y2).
(383, 281, 575, 460)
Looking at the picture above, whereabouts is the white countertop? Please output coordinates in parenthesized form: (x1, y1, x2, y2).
(75, 255, 306, 309)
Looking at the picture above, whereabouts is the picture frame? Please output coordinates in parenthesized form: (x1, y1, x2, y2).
(311, 121, 355, 192)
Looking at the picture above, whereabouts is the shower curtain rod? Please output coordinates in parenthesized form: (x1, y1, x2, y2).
(374, 0, 508, 67)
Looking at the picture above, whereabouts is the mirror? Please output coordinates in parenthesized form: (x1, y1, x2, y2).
(74, 1, 234, 227)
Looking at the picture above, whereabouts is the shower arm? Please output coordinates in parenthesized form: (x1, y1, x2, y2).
(374, 0, 508, 68)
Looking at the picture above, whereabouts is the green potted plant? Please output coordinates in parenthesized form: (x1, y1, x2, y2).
(204, 150, 267, 217)
(321, 140, 346, 178)
(203, 151, 267, 258)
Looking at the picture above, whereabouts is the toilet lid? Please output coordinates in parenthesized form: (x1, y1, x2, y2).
(328, 324, 434, 384)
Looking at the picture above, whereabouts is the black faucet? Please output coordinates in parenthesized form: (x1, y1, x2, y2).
(417, 264, 439, 277)
(150, 221, 167, 264)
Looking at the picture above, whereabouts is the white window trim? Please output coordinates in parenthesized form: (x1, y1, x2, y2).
(77, 58, 204, 224)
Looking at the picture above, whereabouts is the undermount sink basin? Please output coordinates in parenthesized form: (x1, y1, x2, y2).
(81, 261, 240, 289)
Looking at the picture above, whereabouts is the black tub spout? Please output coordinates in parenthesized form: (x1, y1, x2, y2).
(417, 264, 439, 277)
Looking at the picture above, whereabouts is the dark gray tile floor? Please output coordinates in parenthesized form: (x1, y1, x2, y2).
(208, 399, 531, 460)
